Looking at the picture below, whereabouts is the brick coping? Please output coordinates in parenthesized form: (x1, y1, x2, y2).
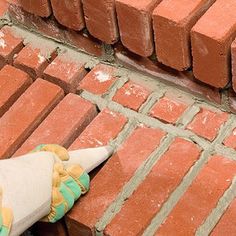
(4, 1, 236, 98)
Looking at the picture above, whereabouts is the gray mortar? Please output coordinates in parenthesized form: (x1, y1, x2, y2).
(142, 149, 212, 236)
(139, 91, 165, 114)
(93, 92, 211, 233)
(84, 58, 100, 70)
(215, 144, 236, 161)
(0, 12, 11, 27)
(102, 75, 128, 100)
(176, 105, 200, 129)
(95, 134, 175, 233)
(142, 114, 236, 235)
(221, 89, 231, 113)
(196, 178, 236, 236)
(109, 119, 137, 150)
(101, 43, 115, 63)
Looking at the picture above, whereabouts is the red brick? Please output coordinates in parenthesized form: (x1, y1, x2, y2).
(187, 108, 228, 141)
(9, 4, 65, 42)
(231, 39, 236, 93)
(0, 0, 9, 17)
(191, 0, 236, 88)
(223, 128, 236, 150)
(112, 81, 150, 111)
(150, 96, 188, 124)
(65, 30, 103, 57)
(69, 108, 127, 150)
(83, 0, 119, 44)
(115, 0, 162, 57)
(115, 43, 222, 104)
(14, 44, 56, 79)
(211, 198, 236, 235)
(0, 79, 63, 159)
(105, 138, 201, 236)
(8, 4, 103, 57)
(66, 126, 166, 236)
(19, 0, 52, 17)
(0, 65, 32, 117)
(50, 0, 85, 31)
(152, 0, 216, 71)
(14, 93, 97, 156)
(43, 54, 87, 93)
(155, 156, 236, 235)
(78, 64, 117, 95)
(0, 26, 23, 69)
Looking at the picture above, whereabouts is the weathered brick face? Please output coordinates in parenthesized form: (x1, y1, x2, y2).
(20, 0, 52, 17)
(50, 0, 85, 31)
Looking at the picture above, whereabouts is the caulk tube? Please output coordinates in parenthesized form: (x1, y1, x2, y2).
(0, 146, 113, 236)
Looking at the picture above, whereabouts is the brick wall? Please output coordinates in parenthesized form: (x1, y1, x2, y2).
(1, 15, 236, 235)
(10, 0, 236, 94)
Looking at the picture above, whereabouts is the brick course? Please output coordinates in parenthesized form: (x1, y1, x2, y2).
(83, 0, 119, 44)
(0, 65, 32, 117)
(115, 0, 162, 57)
(153, 0, 216, 71)
(14, 93, 97, 156)
(67, 126, 166, 235)
(20, 0, 52, 17)
(0, 26, 23, 69)
(155, 156, 236, 235)
(50, 0, 85, 31)
(0, 79, 63, 158)
(105, 138, 201, 236)
(191, 0, 236, 88)
(14, 44, 56, 79)
(43, 53, 87, 93)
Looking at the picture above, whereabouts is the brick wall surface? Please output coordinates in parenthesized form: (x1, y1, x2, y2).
(2, 1, 236, 236)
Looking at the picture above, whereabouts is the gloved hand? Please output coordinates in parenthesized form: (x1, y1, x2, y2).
(32, 144, 90, 223)
(0, 188, 13, 236)
(0, 144, 113, 235)
(31, 144, 69, 161)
